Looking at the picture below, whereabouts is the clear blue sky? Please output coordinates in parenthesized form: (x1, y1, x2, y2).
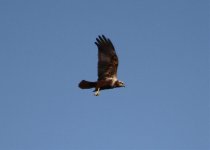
(0, 0, 209, 150)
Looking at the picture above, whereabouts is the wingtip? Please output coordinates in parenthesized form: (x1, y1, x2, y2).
(97, 34, 106, 39)
(94, 42, 99, 46)
(97, 35, 102, 39)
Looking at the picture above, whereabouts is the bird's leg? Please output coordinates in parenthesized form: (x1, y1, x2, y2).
(94, 88, 100, 96)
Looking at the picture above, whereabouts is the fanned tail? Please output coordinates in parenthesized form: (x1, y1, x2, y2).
(78, 80, 96, 89)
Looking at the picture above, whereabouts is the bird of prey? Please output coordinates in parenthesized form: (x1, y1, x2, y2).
(78, 35, 125, 96)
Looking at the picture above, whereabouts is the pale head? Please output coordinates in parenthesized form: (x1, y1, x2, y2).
(114, 80, 125, 88)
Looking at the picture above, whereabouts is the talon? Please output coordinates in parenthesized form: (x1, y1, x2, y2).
(94, 92, 99, 96)
(94, 88, 100, 96)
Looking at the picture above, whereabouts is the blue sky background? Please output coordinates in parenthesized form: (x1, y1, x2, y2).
(0, 0, 209, 150)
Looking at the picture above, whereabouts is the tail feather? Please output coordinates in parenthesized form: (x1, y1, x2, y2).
(79, 80, 96, 89)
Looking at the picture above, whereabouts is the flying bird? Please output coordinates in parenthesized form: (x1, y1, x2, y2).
(78, 35, 125, 96)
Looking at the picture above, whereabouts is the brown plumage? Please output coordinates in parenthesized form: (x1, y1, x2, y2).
(78, 35, 125, 96)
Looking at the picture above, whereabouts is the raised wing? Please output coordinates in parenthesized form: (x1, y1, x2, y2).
(95, 35, 118, 80)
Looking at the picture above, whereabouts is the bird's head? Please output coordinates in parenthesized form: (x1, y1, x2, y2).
(114, 80, 125, 88)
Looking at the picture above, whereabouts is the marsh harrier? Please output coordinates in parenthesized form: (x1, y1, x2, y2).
(78, 35, 125, 96)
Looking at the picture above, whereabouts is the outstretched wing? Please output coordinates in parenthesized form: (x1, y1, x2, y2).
(95, 35, 118, 81)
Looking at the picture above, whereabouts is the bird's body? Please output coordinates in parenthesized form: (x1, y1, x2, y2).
(78, 35, 125, 96)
